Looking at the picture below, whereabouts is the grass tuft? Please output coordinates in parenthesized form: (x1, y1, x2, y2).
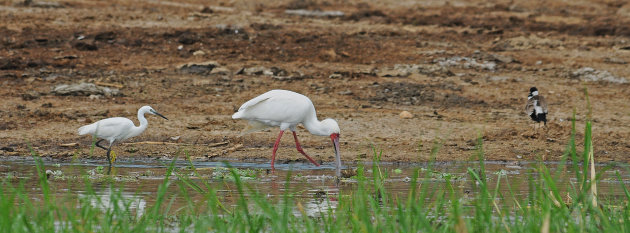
(1, 107, 627, 232)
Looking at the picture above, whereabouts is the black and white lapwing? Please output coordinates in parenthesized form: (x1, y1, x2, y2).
(524, 87, 548, 128)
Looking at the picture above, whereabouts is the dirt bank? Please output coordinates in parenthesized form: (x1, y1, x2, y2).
(1, 0, 629, 165)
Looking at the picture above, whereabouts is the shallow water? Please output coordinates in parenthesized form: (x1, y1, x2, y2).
(1, 157, 629, 216)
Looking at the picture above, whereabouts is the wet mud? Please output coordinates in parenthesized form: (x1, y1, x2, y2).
(1, 0, 629, 164)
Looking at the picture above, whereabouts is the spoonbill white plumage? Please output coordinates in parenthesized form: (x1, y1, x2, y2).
(232, 90, 342, 176)
(78, 106, 168, 171)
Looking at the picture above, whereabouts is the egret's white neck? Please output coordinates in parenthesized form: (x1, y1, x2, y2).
(303, 111, 330, 136)
(128, 109, 149, 138)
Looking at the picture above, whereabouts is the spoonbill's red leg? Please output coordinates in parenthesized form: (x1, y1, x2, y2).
(292, 131, 320, 166)
(271, 130, 284, 171)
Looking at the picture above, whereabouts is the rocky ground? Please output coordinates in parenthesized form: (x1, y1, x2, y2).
(1, 0, 630, 165)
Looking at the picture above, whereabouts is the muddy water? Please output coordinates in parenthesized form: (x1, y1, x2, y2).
(1, 157, 629, 215)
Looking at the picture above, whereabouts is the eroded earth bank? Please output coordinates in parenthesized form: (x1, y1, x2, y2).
(1, 0, 630, 165)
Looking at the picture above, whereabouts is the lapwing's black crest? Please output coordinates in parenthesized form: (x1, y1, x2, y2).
(525, 87, 548, 126)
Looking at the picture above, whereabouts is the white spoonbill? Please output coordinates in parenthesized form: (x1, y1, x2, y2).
(232, 90, 342, 176)
(78, 106, 168, 172)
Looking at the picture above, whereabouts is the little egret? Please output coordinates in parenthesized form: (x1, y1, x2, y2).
(78, 106, 168, 172)
(525, 87, 548, 128)
(232, 90, 342, 176)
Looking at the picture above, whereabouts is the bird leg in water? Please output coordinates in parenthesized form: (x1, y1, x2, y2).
(292, 131, 320, 167)
(106, 146, 113, 174)
(110, 151, 117, 164)
(271, 130, 284, 171)
(95, 139, 108, 151)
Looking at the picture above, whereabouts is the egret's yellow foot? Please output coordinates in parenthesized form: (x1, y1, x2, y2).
(110, 151, 117, 164)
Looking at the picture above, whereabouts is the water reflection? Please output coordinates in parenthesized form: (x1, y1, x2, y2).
(79, 189, 147, 219)
(302, 192, 338, 217)
(1, 157, 629, 215)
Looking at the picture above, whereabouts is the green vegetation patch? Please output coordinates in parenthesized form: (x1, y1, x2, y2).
(1, 97, 629, 232)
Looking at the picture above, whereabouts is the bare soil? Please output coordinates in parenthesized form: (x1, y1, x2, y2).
(1, 0, 630, 165)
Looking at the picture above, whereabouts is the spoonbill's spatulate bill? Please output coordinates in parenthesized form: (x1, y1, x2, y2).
(78, 106, 168, 172)
(232, 89, 342, 176)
